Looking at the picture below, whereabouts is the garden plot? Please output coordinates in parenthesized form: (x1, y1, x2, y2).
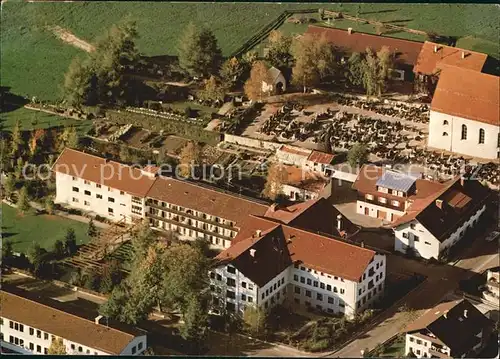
(162, 135, 189, 156)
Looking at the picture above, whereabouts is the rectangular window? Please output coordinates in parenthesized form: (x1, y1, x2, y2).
(307, 278, 312, 285)
(78, 346, 83, 352)
(313, 281, 318, 287)
(425, 241, 431, 245)
(327, 284, 332, 291)
(84, 201, 90, 206)
(72, 176, 76, 181)
(96, 194, 103, 199)
(44, 348, 48, 355)
(320, 282, 325, 290)
(340, 288, 345, 294)
(37, 345, 41, 353)
(226, 290, 236, 299)
(30, 343, 34, 350)
(72, 197, 78, 203)
(227, 278, 236, 287)
(138, 342, 143, 350)
(96, 184, 101, 188)
(300, 276, 305, 284)
(294, 274, 298, 281)
(72, 187, 79, 192)
(295, 286, 301, 294)
(328, 297, 334, 304)
(29, 328, 34, 335)
(391, 200, 400, 207)
(305, 290, 311, 297)
(248, 296, 253, 303)
(378, 197, 387, 204)
(241, 294, 247, 301)
(410, 223, 416, 230)
(227, 266, 236, 274)
(84, 190, 91, 196)
(108, 208, 114, 214)
(316, 293, 323, 301)
(248, 283, 254, 290)
(108, 197, 115, 203)
(334, 287, 338, 293)
(132, 346, 137, 354)
(36, 330, 41, 338)
(241, 281, 247, 288)
(365, 194, 374, 200)
(44, 333, 48, 340)
(416, 339, 422, 345)
(414, 235, 420, 242)
(120, 191, 125, 195)
(84, 180, 90, 185)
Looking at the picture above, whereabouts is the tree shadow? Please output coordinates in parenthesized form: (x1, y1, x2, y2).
(382, 19, 413, 24)
(360, 9, 398, 15)
(1, 232, 18, 239)
(0, 86, 29, 114)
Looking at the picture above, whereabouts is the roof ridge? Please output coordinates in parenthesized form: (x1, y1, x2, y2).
(1, 290, 135, 339)
(307, 24, 424, 45)
(149, 176, 269, 209)
(423, 41, 487, 56)
(282, 222, 375, 255)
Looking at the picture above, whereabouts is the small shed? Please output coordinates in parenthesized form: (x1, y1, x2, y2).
(262, 66, 286, 94)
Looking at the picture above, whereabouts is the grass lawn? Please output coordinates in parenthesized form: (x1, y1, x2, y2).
(167, 101, 218, 117)
(1, 203, 91, 253)
(1, 106, 93, 134)
(376, 335, 405, 357)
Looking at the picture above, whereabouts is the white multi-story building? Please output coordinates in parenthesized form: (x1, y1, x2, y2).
(145, 176, 269, 250)
(427, 65, 499, 160)
(210, 214, 386, 319)
(53, 148, 157, 223)
(391, 174, 491, 259)
(1, 290, 147, 355)
(404, 299, 493, 358)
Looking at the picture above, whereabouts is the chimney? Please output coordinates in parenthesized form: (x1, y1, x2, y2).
(269, 203, 279, 213)
(460, 175, 466, 186)
(443, 311, 448, 319)
(95, 315, 104, 325)
(461, 51, 466, 59)
(436, 199, 443, 209)
(256, 229, 262, 237)
(433, 45, 438, 53)
(464, 309, 468, 318)
(337, 214, 342, 231)
(348, 27, 353, 35)
(250, 249, 256, 257)
(360, 241, 365, 248)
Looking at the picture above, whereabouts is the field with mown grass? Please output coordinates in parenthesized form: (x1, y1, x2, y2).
(2, 203, 91, 253)
(1, 105, 93, 134)
(1, 2, 498, 103)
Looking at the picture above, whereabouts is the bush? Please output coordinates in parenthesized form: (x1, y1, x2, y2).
(304, 338, 330, 352)
(184, 106, 193, 118)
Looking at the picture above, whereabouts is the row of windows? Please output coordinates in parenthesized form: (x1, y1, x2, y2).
(293, 275, 346, 294)
(72, 178, 128, 194)
(295, 265, 345, 282)
(261, 277, 285, 300)
(409, 336, 427, 346)
(147, 199, 234, 227)
(6, 321, 51, 341)
(295, 298, 344, 313)
(357, 283, 382, 308)
(262, 288, 286, 309)
(72, 187, 117, 202)
(456, 124, 487, 144)
(365, 194, 400, 207)
(402, 232, 432, 246)
(293, 286, 345, 306)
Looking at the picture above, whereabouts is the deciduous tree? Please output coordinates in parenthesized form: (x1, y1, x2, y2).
(220, 57, 244, 89)
(180, 293, 208, 353)
(243, 306, 267, 336)
(17, 186, 31, 214)
(63, 57, 95, 108)
(179, 141, 203, 178)
(3, 175, 15, 200)
(198, 75, 226, 102)
(292, 33, 337, 92)
(346, 52, 364, 88)
(263, 162, 288, 201)
(347, 143, 368, 168)
(265, 30, 293, 69)
(178, 23, 222, 78)
(28, 129, 45, 158)
(244, 61, 272, 101)
(48, 338, 67, 354)
(64, 228, 78, 256)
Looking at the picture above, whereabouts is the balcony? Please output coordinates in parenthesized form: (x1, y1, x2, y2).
(147, 211, 233, 242)
(429, 347, 450, 359)
(146, 199, 236, 231)
(358, 194, 406, 212)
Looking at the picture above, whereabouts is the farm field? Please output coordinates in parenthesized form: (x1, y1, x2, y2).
(1, 2, 498, 103)
(1, 106, 93, 134)
(1, 203, 91, 253)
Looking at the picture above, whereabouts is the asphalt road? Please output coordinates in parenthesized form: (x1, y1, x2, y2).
(327, 234, 499, 358)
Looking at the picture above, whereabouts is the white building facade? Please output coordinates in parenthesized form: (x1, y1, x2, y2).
(394, 203, 486, 259)
(54, 172, 146, 223)
(210, 253, 386, 319)
(428, 111, 500, 160)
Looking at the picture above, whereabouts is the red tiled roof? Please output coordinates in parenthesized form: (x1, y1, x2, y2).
(278, 145, 312, 157)
(307, 150, 335, 164)
(305, 25, 423, 66)
(430, 65, 500, 126)
(413, 41, 488, 75)
(405, 299, 493, 357)
(146, 176, 269, 228)
(216, 218, 375, 284)
(283, 165, 328, 192)
(52, 148, 157, 197)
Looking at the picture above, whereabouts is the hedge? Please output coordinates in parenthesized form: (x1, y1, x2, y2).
(106, 109, 221, 146)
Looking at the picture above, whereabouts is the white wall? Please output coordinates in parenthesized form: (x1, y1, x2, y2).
(405, 333, 451, 358)
(119, 335, 147, 355)
(428, 111, 499, 160)
(282, 184, 320, 202)
(394, 221, 440, 259)
(357, 200, 405, 222)
(1, 317, 110, 355)
(55, 172, 141, 223)
(223, 134, 282, 151)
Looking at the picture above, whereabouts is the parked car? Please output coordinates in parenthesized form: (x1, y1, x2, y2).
(485, 230, 500, 242)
